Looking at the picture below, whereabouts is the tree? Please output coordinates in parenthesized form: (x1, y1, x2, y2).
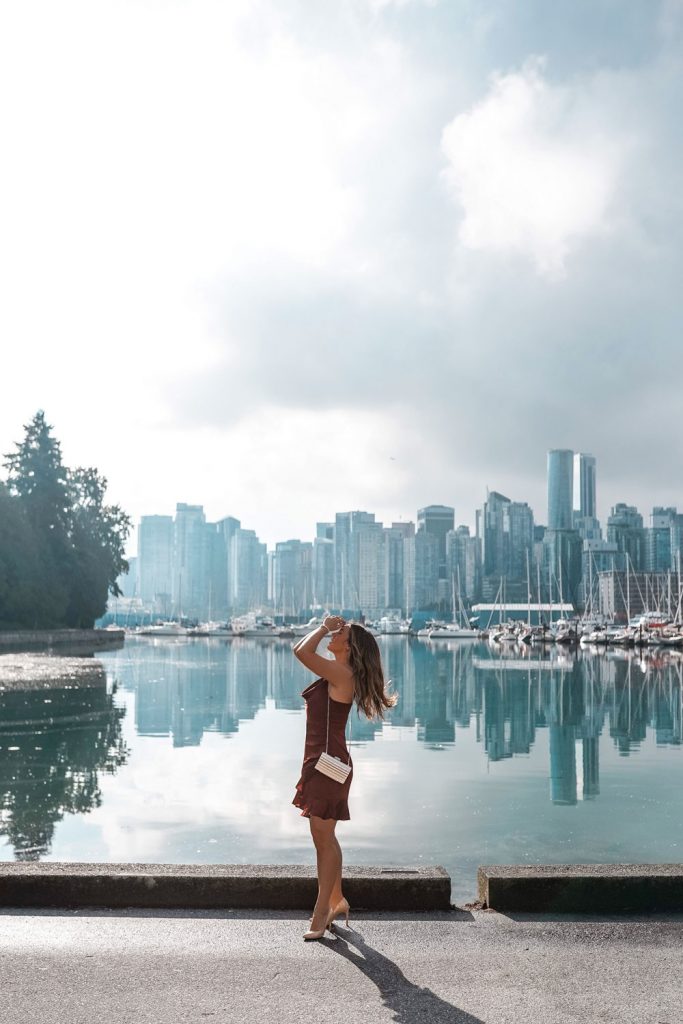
(65, 467, 131, 627)
(1, 412, 132, 630)
(0, 483, 68, 628)
(3, 411, 70, 535)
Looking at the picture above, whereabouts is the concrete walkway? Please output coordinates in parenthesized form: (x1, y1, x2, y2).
(1, 906, 681, 1023)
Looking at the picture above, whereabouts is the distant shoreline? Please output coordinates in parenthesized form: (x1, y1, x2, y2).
(0, 628, 124, 654)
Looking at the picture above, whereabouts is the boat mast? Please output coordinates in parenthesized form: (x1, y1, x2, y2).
(558, 553, 564, 622)
(626, 555, 631, 624)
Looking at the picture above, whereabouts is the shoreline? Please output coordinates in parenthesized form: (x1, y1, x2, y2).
(0, 629, 124, 654)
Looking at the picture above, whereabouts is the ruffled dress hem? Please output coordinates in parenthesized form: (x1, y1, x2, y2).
(291, 786, 351, 821)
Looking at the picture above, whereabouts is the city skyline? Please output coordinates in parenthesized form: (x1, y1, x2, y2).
(128, 446, 674, 556)
(2, 2, 682, 553)
(125, 445, 683, 622)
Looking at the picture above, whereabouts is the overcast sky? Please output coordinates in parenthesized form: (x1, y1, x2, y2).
(2, 0, 682, 552)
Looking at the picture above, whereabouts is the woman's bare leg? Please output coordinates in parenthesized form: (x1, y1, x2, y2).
(308, 816, 341, 929)
(329, 834, 344, 907)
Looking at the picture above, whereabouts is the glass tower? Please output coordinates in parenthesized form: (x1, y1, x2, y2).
(547, 449, 574, 530)
(574, 453, 597, 519)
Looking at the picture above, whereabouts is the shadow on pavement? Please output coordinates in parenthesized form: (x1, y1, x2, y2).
(498, 910, 683, 924)
(324, 922, 483, 1024)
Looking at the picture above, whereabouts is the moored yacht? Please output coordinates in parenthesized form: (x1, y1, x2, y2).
(138, 621, 188, 637)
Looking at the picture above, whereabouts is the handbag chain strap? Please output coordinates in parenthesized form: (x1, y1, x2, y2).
(325, 684, 352, 765)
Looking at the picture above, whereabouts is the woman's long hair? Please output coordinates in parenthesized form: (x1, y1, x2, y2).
(348, 623, 399, 720)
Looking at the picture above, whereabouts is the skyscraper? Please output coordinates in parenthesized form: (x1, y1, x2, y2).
(606, 503, 646, 571)
(504, 501, 534, 580)
(138, 515, 174, 611)
(271, 539, 313, 615)
(173, 503, 208, 619)
(313, 523, 335, 607)
(479, 490, 510, 578)
(574, 453, 597, 519)
(412, 526, 440, 611)
(647, 507, 676, 572)
(547, 449, 574, 530)
(230, 528, 267, 611)
(417, 505, 455, 581)
(333, 511, 383, 614)
(384, 521, 414, 613)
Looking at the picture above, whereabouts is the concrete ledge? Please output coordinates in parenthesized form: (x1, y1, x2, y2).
(478, 863, 683, 913)
(0, 629, 124, 653)
(0, 863, 452, 912)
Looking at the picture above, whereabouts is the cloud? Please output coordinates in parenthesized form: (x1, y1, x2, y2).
(1, 0, 682, 550)
(441, 59, 622, 277)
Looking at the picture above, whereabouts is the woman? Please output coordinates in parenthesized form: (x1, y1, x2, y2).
(292, 614, 398, 940)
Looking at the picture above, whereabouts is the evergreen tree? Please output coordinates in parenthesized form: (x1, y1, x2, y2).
(0, 483, 68, 627)
(4, 411, 70, 535)
(65, 467, 131, 627)
(1, 412, 131, 629)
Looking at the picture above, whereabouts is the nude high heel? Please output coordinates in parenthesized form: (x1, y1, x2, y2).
(304, 907, 335, 941)
(327, 897, 350, 930)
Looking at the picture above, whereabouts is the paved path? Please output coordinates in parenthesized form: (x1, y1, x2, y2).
(1, 907, 681, 1023)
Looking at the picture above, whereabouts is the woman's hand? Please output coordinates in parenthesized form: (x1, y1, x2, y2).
(323, 615, 345, 634)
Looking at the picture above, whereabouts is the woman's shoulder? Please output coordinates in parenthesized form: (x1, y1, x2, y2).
(326, 662, 355, 702)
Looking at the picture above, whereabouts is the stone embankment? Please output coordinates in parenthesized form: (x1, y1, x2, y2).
(0, 864, 450, 912)
(1, 862, 683, 912)
(0, 628, 124, 654)
(478, 863, 683, 913)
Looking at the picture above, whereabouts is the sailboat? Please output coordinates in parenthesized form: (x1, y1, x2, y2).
(429, 569, 480, 639)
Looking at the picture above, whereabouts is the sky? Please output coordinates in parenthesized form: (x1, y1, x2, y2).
(1, 0, 682, 553)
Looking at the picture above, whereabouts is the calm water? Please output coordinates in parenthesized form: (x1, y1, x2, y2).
(1, 636, 682, 902)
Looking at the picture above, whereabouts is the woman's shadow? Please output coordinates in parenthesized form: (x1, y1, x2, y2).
(322, 920, 484, 1024)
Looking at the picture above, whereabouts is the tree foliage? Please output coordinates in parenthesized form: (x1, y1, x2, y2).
(0, 412, 131, 630)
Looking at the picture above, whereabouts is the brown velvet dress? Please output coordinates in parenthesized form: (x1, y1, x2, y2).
(292, 677, 354, 821)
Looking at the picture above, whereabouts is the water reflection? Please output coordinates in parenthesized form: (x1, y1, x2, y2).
(476, 647, 682, 805)
(0, 665, 128, 859)
(0, 638, 681, 862)
(119, 637, 682, 795)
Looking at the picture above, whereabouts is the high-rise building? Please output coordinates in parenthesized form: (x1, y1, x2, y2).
(544, 528, 583, 607)
(574, 453, 596, 519)
(504, 501, 534, 580)
(384, 522, 414, 614)
(479, 490, 510, 578)
(606, 503, 646, 571)
(417, 505, 455, 581)
(215, 516, 241, 615)
(138, 515, 174, 611)
(271, 539, 313, 615)
(313, 523, 335, 607)
(410, 526, 439, 612)
(573, 514, 602, 541)
(333, 511, 384, 615)
(173, 504, 209, 620)
(445, 526, 481, 602)
(581, 538, 621, 608)
(671, 514, 683, 572)
(230, 528, 267, 611)
(647, 507, 676, 572)
(548, 449, 574, 530)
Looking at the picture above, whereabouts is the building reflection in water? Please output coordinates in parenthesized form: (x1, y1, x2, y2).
(124, 637, 682, 806)
(2, 639, 682, 859)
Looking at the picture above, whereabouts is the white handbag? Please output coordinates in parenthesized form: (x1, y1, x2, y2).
(315, 691, 352, 784)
